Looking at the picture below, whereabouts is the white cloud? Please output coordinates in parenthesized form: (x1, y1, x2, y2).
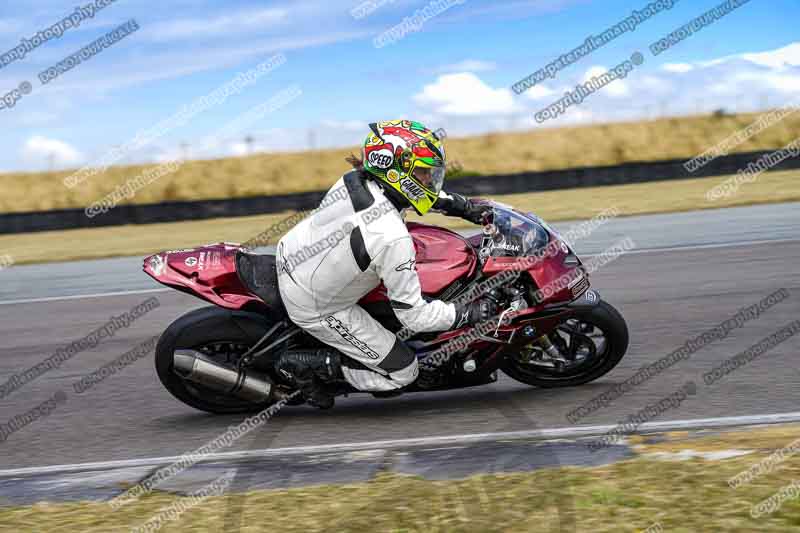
(230, 142, 250, 157)
(521, 84, 556, 100)
(701, 42, 800, 70)
(537, 106, 596, 127)
(44, 29, 370, 96)
(654, 41, 800, 100)
(726, 70, 800, 94)
(319, 119, 365, 130)
(0, 18, 22, 36)
(763, 73, 800, 93)
(583, 66, 629, 98)
(454, 0, 592, 21)
(435, 60, 497, 73)
(21, 136, 84, 168)
(151, 126, 317, 163)
(146, 8, 289, 41)
(13, 110, 61, 127)
(602, 41, 800, 117)
(662, 63, 694, 73)
(411, 41, 800, 135)
(739, 42, 800, 70)
(413, 72, 517, 116)
(639, 75, 672, 93)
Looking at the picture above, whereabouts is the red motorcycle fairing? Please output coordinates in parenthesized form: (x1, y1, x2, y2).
(482, 253, 583, 309)
(359, 222, 478, 303)
(410, 212, 590, 368)
(142, 218, 586, 333)
(467, 202, 590, 312)
(143, 243, 264, 310)
(143, 223, 480, 311)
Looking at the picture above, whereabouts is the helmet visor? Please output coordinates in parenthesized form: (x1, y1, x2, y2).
(413, 165, 445, 195)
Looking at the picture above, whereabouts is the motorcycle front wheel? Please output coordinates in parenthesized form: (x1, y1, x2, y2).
(501, 300, 629, 388)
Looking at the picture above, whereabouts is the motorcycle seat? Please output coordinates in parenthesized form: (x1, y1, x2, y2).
(235, 250, 288, 320)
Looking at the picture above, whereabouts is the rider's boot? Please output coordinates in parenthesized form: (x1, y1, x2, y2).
(275, 349, 343, 409)
(414, 364, 440, 390)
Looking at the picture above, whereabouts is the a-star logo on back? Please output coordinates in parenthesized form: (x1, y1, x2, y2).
(395, 259, 416, 272)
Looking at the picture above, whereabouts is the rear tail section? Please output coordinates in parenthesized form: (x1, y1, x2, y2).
(143, 242, 265, 311)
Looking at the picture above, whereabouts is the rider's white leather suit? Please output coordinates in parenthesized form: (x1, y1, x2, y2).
(277, 171, 461, 391)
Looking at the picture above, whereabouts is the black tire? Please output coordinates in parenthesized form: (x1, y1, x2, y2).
(155, 306, 281, 414)
(501, 300, 629, 388)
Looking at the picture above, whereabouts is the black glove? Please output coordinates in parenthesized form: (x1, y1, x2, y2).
(452, 297, 499, 329)
(434, 191, 489, 225)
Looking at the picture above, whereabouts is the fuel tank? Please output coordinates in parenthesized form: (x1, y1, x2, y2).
(360, 222, 477, 304)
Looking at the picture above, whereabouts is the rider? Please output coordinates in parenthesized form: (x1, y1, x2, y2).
(275, 120, 496, 408)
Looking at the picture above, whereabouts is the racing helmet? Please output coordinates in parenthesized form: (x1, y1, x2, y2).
(361, 120, 446, 215)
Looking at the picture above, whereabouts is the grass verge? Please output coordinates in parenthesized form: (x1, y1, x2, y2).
(2, 110, 799, 213)
(1, 169, 797, 265)
(3, 425, 800, 532)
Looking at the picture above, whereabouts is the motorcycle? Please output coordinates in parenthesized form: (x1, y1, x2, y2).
(143, 201, 628, 413)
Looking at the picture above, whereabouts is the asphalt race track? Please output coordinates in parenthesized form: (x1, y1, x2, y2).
(1, 202, 798, 470)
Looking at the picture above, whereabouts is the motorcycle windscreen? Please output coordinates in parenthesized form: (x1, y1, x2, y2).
(486, 208, 551, 258)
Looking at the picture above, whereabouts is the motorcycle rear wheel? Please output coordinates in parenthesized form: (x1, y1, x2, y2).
(155, 306, 285, 414)
(501, 300, 629, 388)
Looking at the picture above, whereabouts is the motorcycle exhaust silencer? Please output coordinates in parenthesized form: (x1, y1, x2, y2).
(173, 349, 273, 403)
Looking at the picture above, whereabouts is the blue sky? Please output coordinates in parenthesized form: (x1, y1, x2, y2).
(0, 0, 797, 171)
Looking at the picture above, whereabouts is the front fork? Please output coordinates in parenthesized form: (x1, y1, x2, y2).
(502, 288, 603, 364)
(536, 335, 568, 362)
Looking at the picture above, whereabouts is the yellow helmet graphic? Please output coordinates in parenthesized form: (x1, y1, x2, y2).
(362, 120, 446, 215)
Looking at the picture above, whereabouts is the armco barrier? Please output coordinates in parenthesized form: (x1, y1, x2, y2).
(1, 149, 798, 235)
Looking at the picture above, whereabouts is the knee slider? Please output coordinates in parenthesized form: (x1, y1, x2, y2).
(388, 357, 419, 387)
(379, 338, 416, 373)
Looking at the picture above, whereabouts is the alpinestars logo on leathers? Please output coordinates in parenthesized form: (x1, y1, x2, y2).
(325, 316, 381, 359)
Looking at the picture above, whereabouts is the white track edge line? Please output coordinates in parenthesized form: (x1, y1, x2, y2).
(0, 288, 169, 306)
(3, 411, 800, 478)
(620, 236, 800, 255)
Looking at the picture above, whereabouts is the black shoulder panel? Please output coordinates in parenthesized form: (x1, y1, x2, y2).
(350, 226, 371, 272)
(343, 170, 375, 212)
